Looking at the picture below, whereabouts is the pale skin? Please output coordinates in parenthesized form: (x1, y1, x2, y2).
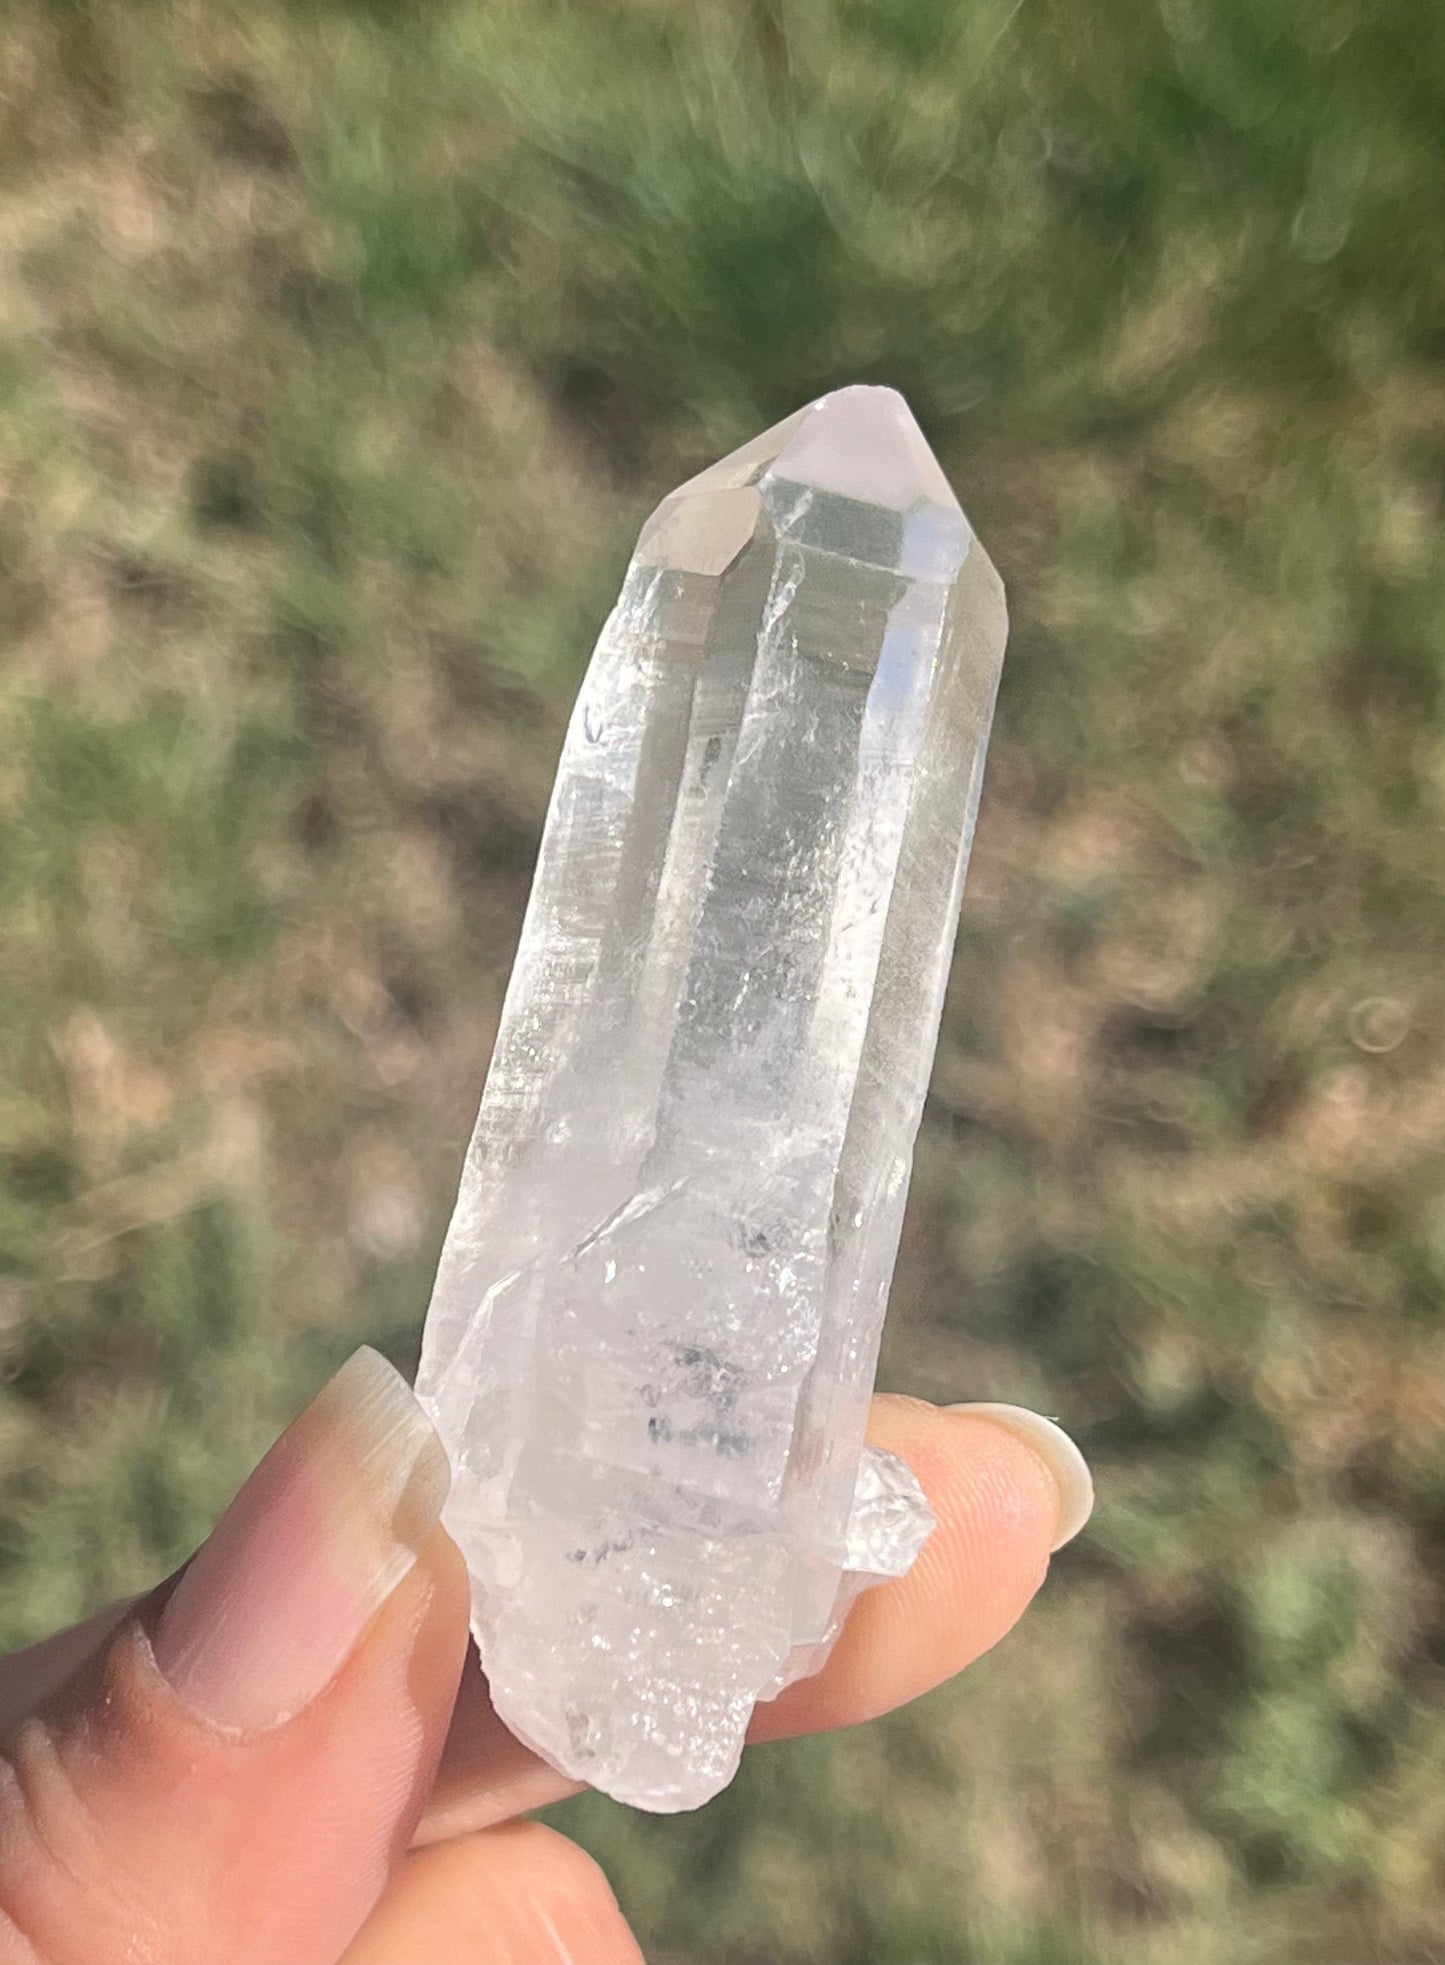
(0, 1353, 1092, 1964)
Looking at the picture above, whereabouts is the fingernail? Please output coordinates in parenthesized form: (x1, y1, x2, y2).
(153, 1347, 450, 1731)
(945, 1403, 1094, 1551)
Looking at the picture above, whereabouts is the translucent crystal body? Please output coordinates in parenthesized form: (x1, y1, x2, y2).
(418, 387, 1007, 1810)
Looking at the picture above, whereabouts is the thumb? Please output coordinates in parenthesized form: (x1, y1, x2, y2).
(0, 1349, 468, 1965)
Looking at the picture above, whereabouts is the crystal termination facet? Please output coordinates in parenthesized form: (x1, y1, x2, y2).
(418, 387, 1008, 1811)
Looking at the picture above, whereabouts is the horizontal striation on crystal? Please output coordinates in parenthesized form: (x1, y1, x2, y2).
(418, 386, 1008, 1811)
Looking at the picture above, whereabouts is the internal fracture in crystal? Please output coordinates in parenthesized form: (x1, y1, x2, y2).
(418, 386, 1008, 1811)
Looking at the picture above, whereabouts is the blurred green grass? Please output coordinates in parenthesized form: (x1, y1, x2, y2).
(2, 0, 1445, 1958)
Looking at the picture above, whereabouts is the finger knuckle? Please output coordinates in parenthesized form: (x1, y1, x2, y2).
(0, 1718, 146, 1965)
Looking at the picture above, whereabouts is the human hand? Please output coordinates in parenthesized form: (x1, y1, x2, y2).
(0, 1349, 1092, 1964)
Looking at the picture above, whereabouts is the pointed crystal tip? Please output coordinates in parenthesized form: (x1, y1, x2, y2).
(769, 385, 961, 517)
(675, 385, 960, 517)
(643, 386, 970, 582)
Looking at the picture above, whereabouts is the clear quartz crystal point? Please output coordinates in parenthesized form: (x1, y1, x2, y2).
(418, 386, 1007, 1812)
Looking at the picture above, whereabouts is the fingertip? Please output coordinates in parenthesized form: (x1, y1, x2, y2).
(945, 1403, 1094, 1550)
(153, 1346, 450, 1734)
(341, 1823, 645, 1964)
(752, 1395, 1068, 1742)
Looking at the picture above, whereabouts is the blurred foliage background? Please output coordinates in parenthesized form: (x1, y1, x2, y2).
(2, 0, 1445, 1958)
